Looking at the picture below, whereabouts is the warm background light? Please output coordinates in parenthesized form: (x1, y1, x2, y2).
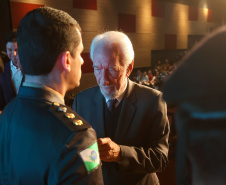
(3, 0, 225, 93)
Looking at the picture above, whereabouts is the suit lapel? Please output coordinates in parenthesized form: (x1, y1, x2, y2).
(93, 88, 106, 138)
(114, 79, 137, 143)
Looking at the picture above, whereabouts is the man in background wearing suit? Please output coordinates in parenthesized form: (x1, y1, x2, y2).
(0, 31, 23, 113)
(0, 7, 103, 184)
(73, 31, 170, 185)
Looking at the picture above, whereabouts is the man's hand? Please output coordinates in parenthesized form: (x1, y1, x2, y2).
(97, 137, 121, 162)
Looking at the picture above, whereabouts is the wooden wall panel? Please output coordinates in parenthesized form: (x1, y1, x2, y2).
(199, 8, 208, 22)
(136, 0, 153, 34)
(73, 0, 97, 10)
(45, 0, 99, 32)
(118, 14, 136, 33)
(188, 21, 208, 35)
(129, 33, 152, 67)
(177, 34, 188, 49)
(207, 9, 214, 22)
(9, 0, 219, 92)
(165, 34, 177, 49)
(10, 1, 44, 29)
(189, 6, 199, 21)
(96, 0, 118, 32)
(151, 0, 165, 18)
(165, 3, 188, 30)
(81, 53, 93, 74)
(82, 31, 98, 53)
(44, 0, 73, 10)
(72, 73, 97, 94)
(10, 0, 44, 4)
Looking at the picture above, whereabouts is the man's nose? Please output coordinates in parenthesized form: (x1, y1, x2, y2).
(100, 69, 109, 86)
(13, 50, 17, 56)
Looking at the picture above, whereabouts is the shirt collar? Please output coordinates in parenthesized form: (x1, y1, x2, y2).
(10, 60, 17, 70)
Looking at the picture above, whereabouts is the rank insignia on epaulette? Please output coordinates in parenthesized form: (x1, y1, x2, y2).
(65, 113, 75, 119)
(53, 102, 60, 107)
(58, 107, 67, 112)
(73, 119, 83, 126)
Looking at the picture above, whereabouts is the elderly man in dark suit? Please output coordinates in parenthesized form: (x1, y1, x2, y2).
(0, 7, 103, 184)
(73, 31, 170, 185)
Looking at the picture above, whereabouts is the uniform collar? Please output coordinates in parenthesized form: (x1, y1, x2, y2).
(21, 82, 65, 105)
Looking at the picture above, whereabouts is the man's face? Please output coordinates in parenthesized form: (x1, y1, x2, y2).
(69, 32, 84, 89)
(6, 42, 18, 65)
(93, 46, 129, 99)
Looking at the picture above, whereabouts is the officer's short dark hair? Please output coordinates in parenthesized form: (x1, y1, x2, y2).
(17, 7, 81, 75)
(5, 31, 17, 44)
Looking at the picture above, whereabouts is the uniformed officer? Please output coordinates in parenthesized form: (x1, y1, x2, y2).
(0, 7, 103, 184)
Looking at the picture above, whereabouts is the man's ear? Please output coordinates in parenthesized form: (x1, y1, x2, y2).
(126, 60, 134, 77)
(60, 51, 71, 72)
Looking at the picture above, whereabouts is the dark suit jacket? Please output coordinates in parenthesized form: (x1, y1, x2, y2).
(73, 79, 170, 185)
(0, 61, 16, 110)
(0, 56, 3, 74)
(0, 86, 104, 185)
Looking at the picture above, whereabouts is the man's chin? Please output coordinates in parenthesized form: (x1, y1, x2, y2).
(69, 81, 80, 91)
(100, 88, 117, 99)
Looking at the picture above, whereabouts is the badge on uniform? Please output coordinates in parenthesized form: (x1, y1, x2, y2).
(58, 107, 67, 112)
(53, 102, 60, 107)
(80, 142, 100, 173)
(73, 119, 83, 125)
(51, 102, 86, 128)
(65, 113, 75, 119)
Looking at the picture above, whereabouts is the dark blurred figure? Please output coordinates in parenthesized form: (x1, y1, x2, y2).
(163, 26, 226, 185)
(0, 56, 3, 74)
(0, 7, 103, 185)
(0, 31, 23, 112)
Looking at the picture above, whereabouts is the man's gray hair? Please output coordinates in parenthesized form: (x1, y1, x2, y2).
(90, 31, 134, 66)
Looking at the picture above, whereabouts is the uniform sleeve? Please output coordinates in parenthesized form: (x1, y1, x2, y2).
(48, 127, 104, 185)
(119, 94, 169, 173)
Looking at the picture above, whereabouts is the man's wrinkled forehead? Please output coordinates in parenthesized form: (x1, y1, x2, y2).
(94, 42, 123, 60)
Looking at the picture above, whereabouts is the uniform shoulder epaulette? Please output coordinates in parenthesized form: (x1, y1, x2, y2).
(49, 102, 91, 132)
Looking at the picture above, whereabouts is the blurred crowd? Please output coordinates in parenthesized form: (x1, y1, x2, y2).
(131, 59, 177, 90)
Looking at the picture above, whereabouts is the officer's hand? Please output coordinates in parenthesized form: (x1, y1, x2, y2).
(97, 137, 121, 162)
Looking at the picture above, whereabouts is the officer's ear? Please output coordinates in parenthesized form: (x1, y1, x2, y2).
(60, 51, 71, 72)
(126, 60, 134, 77)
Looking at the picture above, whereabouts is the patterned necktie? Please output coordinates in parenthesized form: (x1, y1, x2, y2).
(107, 99, 117, 112)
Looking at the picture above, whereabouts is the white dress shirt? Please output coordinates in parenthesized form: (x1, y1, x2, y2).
(10, 60, 23, 94)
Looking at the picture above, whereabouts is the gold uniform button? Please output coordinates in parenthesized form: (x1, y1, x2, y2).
(73, 120, 83, 126)
(65, 113, 75, 119)
(53, 102, 60, 107)
(58, 107, 67, 113)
